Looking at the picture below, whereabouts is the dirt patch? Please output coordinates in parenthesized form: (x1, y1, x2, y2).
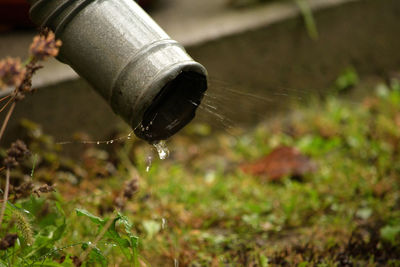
(268, 221, 400, 266)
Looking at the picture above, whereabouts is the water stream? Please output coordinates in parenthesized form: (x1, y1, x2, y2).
(153, 140, 170, 160)
(145, 155, 153, 172)
(55, 80, 313, 159)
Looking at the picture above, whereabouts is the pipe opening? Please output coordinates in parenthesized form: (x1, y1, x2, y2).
(134, 71, 207, 143)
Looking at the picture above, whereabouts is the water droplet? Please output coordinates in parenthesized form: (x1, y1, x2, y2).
(145, 126, 149, 131)
(145, 155, 153, 172)
(110, 140, 114, 144)
(22, 209, 30, 214)
(106, 141, 109, 144)
(153, 141, 169, 160)
(97, 141, 100, 145)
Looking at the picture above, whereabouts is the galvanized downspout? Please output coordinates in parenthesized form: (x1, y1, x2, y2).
(28, 0, 208, 143)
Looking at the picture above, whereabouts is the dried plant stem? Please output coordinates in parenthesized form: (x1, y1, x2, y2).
(0, 102, 16, 143)
(0, 96, 14, 114)
(0, 168, 11, 227)
(0, 94, 11, 103)
(79, 214, 117, 263)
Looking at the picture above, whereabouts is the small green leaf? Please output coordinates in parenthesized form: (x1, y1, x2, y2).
(75, 209, 104, 225)
(335, 66, 359, 92)
(103, 217, 132, 260)
(259, 254, 269, 267)
(380, 225, 400, 244)
(88, 247, 108, 267)
(81, 242, 89, 250)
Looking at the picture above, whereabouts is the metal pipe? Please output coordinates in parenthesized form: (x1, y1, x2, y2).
(28, 0, 208, 143)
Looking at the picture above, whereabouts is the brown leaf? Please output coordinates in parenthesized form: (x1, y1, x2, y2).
(71, 256, 82, 267)
(33, 184, 56, 197)
(240, 146, 316, 181)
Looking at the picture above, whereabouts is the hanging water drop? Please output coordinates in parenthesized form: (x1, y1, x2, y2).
(145, 155, 153, 172)
(153, 140, 169, 160)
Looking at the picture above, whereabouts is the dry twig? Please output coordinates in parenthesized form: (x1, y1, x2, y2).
(0, 29, 61, 143)
(0, 168, 10, 227)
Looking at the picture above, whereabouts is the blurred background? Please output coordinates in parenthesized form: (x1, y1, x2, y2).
(1, 0, 400, 265)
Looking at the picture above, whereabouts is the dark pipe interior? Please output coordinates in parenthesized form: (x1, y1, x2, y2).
(134, 71, 207, 143)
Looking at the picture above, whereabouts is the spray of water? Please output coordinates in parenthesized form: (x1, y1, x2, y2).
(189, 78, 316, 138)
(56, 131, 134, 146)
(54, 78, 312, 148)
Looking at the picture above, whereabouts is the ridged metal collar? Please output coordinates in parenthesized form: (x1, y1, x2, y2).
(30, 0, 93, 35)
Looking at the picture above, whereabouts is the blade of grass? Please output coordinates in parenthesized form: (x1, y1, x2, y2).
(294, 0, 318, 40)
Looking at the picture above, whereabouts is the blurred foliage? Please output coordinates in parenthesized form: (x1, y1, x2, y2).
(335, 66, 360, 92)
(1, 78, 400, 265)
(228, 0, 319, 40)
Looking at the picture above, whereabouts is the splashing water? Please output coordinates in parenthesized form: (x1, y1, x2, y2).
(153, 141, 169, 160)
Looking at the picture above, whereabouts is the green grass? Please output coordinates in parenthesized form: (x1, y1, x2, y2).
(1, 79, 400, 266)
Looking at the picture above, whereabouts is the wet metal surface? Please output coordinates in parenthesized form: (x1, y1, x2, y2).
(28, 0, 207, 141)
